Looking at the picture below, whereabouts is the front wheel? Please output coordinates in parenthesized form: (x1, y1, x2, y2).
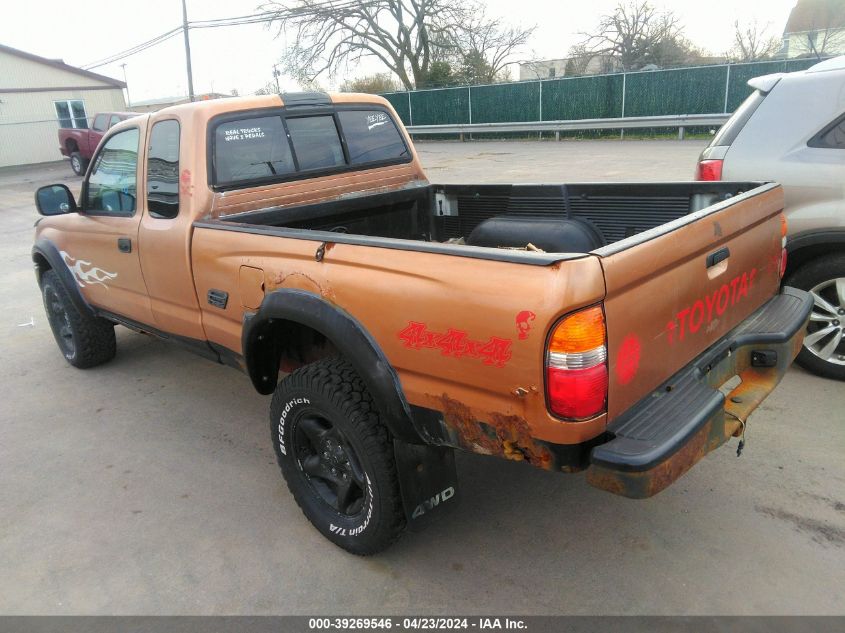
(41, 270, 116, 368)
(270, 357, 405, 555)
(786, 255, 845, 380)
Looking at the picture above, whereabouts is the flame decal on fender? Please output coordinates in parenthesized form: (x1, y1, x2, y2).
(59, 251, 118, 289)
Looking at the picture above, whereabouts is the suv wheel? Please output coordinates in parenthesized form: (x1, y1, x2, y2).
(269, 357, 405, 555)
(786, 255, 845, 380)
(41, 270, 116, 368)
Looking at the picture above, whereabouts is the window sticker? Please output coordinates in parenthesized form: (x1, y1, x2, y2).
(366, 112, 388, 130)
(222, 126, 266, 142)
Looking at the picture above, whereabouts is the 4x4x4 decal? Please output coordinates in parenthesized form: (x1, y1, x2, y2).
(398, 321, 512, 368)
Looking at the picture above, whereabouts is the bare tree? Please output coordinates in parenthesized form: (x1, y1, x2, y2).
(254, 81, 279, 95)
(340, 72, 401, 93)
(261, 0, 462, 89)
(728, 20, 781, 62)
(451, 9, 535, 84)
(579, 1, 685, 71)
(262, 0, 533, 89)
(563, 43, 595, 76)
(804, 5, 845, 58)
(807, 29, 837, 58)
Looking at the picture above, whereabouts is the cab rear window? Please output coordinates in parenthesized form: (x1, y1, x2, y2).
(211, 106, 409, 188)
(214, 116, 295, 184)
(286, 115, 345, 170)
(337, 110, 409, 165)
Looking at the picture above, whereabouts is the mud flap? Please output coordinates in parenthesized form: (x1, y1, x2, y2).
(393, 439, 458, 532)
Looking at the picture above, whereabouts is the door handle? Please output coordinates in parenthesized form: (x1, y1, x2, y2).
(117, 237, 132, 253)
(706, 247, 729, 268)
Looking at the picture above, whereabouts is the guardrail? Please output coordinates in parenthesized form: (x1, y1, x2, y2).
(405, 113, 731, 140)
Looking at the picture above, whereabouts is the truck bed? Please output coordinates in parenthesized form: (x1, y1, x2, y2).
(206, 181, 763, 261)
(193, 179, 785, 446)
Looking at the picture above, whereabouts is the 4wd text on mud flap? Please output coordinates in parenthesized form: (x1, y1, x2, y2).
(411, 486, 455, 519)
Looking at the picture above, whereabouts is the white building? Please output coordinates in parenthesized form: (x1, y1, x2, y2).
(518, 56, 616, 80)
(782, 0, 845, 58)
(0, 43, 126, 168)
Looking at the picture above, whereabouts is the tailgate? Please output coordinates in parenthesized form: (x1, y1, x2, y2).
(598, 183, 784, 420)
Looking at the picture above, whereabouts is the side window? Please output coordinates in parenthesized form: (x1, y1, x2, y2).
(55, 100, 88, 129)
(337, 110, 409, 165)
(147, 120, 180, 219)
(809, 114, 845, 149)
(214, 116, 295, 185)
(84, 128, 140, 215)
(286, 115, 345, 170)
(109, 115, 122, 128)
(710, 90, 765, 148)
(92, 114, 108, 132)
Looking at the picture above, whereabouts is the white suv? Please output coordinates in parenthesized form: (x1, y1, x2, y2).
(696, 56, 845, 380)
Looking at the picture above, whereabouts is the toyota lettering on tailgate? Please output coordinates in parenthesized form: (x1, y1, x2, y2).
(666, 268, 758, 344)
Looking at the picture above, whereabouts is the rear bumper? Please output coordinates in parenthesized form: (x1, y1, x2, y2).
(586, 287, 812, 499)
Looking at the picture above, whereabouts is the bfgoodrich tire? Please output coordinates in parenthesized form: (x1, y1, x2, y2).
(785, 255, 845, 381)
(41, 270, 116, 368)
(270, 357, 405, 555)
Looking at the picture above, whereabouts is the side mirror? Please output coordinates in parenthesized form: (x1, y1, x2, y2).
(35, 184, 78, 216)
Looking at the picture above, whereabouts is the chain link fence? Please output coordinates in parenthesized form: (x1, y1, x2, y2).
(382, 58, 822, 133)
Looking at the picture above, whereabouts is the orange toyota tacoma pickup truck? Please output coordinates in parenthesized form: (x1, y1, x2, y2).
(33, 92, 811, 554)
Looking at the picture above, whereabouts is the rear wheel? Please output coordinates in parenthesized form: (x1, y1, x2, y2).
(41, 270, 116, 368)
(786, 255, 845, 380)
(69, 151, 87, 176)
(270, 357, 405, 555)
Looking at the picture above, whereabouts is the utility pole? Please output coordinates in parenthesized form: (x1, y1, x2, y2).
(120, 63, 131, 107)
(181, 0, 195, 102)
(273, 64, 282, 93)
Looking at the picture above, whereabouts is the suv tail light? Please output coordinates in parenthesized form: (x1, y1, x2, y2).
(695, 159, 723, 181)
(546, 306, 608, 420)
(779, 213, 788, 279)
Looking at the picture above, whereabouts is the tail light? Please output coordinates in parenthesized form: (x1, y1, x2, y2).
(779, 213, 788, 279)
(695, 159, 723, 181)
(546, 305, 608, 420)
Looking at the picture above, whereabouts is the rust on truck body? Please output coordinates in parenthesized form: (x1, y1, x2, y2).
(587, 309, 807, 498)
(435, 394, 554, 469)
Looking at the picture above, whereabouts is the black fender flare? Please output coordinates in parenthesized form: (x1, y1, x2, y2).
(786, 228, 845, 254)
(784, 228, 845, 279)
(242, 289, 422, 443)
(32, 238, 95, 318)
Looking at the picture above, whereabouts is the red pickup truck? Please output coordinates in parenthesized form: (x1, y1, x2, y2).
(58, 111, 137, 175)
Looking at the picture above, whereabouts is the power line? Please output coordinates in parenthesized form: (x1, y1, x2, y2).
(82, 28, 183, 69)
(189, 12, 277, 28)
(81, 1, 370, 69)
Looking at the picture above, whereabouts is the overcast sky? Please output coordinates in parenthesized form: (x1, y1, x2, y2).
(0, 0, 798, 103)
